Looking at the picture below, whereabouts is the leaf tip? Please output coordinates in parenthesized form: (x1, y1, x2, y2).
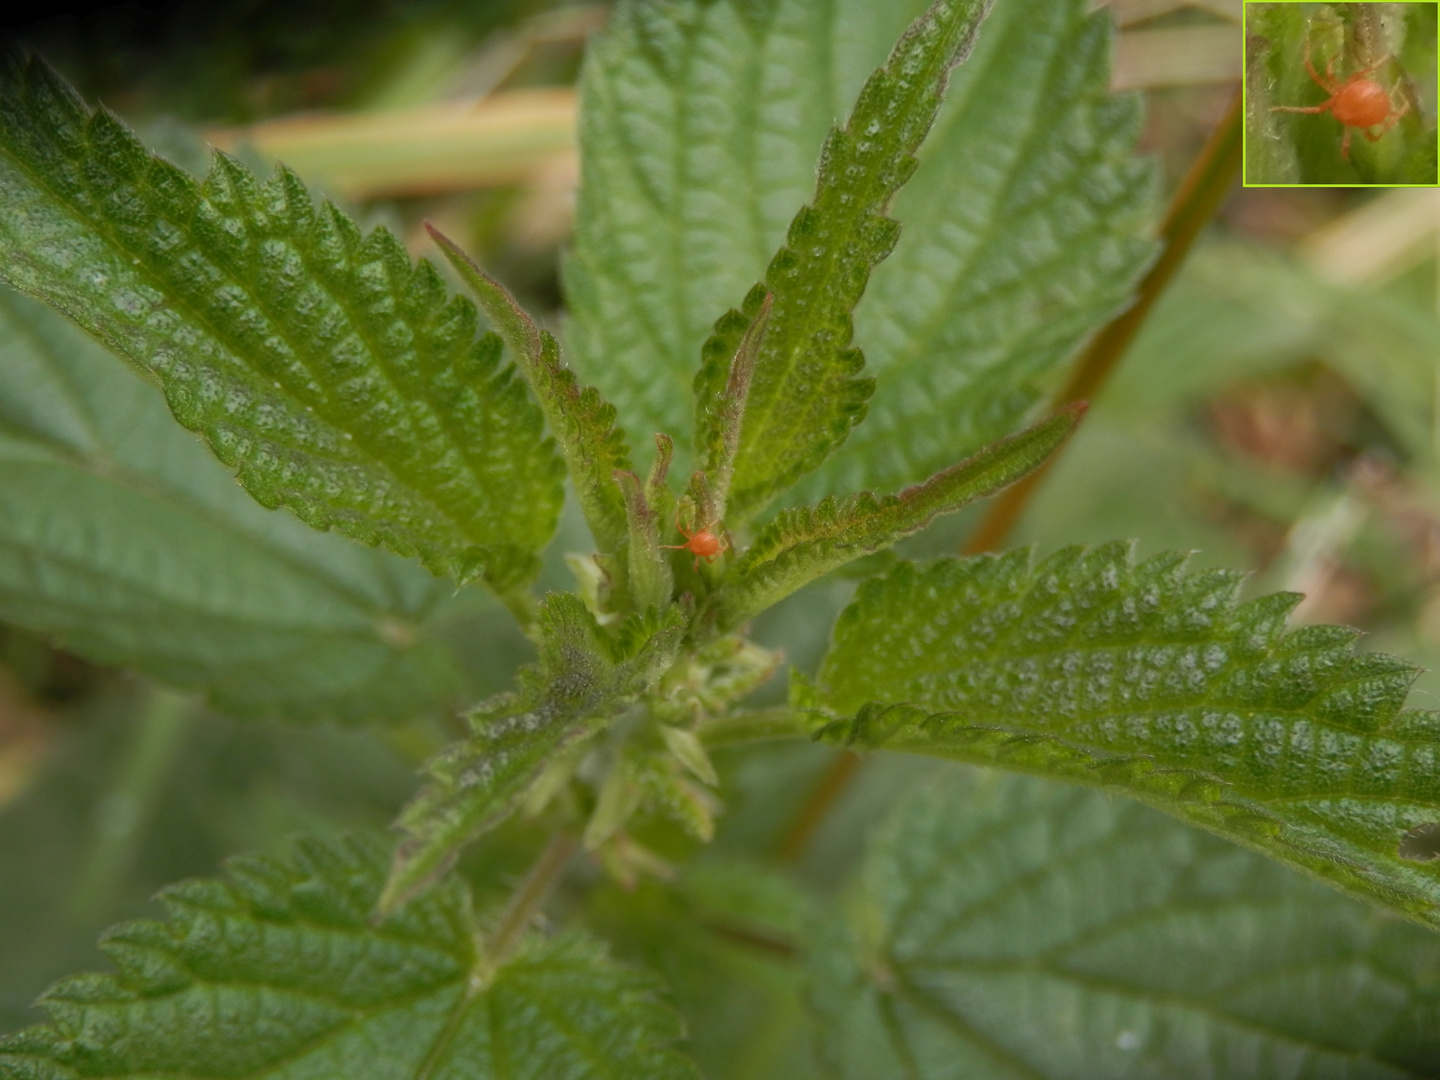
(373, 840, 451, 923)
(422, 219, 450, 248)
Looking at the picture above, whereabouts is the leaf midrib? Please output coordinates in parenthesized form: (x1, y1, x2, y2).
(881, 965, 1049, 1080)
(412, 943, 486, 1080)
(0, 292, 110, 453)
(230, 982, 462, 1080)
(0, 445, 418, 621)
(889, 960, 1417, 1075)
(739, 439, 1059, 575)
(0, 120, 495, 551)
(875, 646, 1418, 742)
(870, 705, 1440, 809)
(134, 897, 480, 1080)
(0, 572, 401, 647)
(884, 807, 1184, 951)
(828, 559, 1377, 742)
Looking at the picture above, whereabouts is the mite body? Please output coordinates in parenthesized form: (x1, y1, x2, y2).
(1270, 36, 1409, 161)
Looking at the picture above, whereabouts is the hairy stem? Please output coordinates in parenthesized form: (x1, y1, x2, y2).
(480, 831, 578, 978)
(701, 708, 811, 748)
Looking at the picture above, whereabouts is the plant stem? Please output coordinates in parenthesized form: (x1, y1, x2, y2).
(701, 708, 811, 748)
(413, 831, 577, 1080)
(479, 830, 577, 978)
(964, 88, 1243, 555)
(773, 750, 862, 861)
(776, 92, 1244, 864)
(703, 919, 798, 960)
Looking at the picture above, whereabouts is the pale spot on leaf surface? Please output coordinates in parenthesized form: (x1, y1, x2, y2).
(1399, 822, 1440, 862)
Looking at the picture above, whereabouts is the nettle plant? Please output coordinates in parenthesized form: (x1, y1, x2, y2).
(3, 0, 1440, 1076)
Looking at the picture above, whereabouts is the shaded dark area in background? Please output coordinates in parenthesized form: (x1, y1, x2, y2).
(1, 0, 552, 122)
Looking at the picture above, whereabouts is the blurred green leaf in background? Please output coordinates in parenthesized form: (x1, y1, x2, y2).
(814, 769, 1440, 1077)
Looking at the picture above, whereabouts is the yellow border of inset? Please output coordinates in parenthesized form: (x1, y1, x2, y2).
(1242, 0, 1439, 187)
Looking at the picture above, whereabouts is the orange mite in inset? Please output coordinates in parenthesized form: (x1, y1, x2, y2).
(662, 514, 728, 571)
(1270, 36, 1410, 161)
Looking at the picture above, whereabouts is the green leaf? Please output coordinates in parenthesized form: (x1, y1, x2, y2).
(804, 544, 1440, 929)
(587, 859, 813, 1080)
(811, 769, 1440, 1079)
(567, 0, 1155, 502)
(0, 53, 564, 592)
(0, 287, 469, 723)
(616, 469, 674, 613)
(427, 225, 632, 560)
(0, 835, 699, 1080)
(816, 0, 1156, 500)
(694, 290, 771, 524)
(693, 0, 996, 523)
(568, 0, 920, 468)
(383, 595, 687, 913)
(713, 408, 1079, 631)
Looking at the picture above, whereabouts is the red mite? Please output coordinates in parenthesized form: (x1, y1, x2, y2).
(663, 515, 728, 571)
(1270, 37, 1410, 161)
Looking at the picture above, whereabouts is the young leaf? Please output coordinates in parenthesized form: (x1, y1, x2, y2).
(0, 53, 564, 592)
(567, 0, 1155, 501)
(568, 0, 926, 471)
(586, 860, 813, 1080)
(692, 0, 996, 523)
(0, 835, 699, 1080)
(586, 731, 717, 850)
(616, 469, 674, 612)
(383, 595, 687, 913)
(804, 544, 1440, 930)
(812, 770, 1440, 1079)
(713, 408, 1079, 631)
(427, 225, 632, 558)
(0, 288, 467, 723)
(811, 0, 1157, 499)
(695, 289, 771, 523)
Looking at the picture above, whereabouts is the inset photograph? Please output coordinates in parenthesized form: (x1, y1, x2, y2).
(1245, 2, 1437, 185)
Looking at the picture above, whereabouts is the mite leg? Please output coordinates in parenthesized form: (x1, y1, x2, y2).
(1301, 35, 1340, 94)
(1354, 53, 1393, 80)
(1271, 104, 1331, 114)
(1341, 126, 1353, 160)
(1365, 95, 1411, 140)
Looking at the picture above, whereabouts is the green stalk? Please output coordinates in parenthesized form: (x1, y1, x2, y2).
(700, 708, 811, 749)
(67, 687, 193, 922)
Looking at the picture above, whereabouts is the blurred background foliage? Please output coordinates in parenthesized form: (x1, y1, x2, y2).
(4, 0, 1440, 1076)
(1246, 2, 1437, 184)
